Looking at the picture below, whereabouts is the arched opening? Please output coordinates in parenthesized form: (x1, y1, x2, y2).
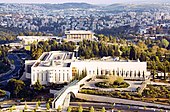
(69, 92, 76, 99)
(67, 92, 76, 102)
(62, 92, 76, 109)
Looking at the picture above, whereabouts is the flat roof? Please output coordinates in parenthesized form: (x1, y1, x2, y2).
(65, 30, 94, 34)
(17, 36, 59, 40)
(33, 51, 74, 68)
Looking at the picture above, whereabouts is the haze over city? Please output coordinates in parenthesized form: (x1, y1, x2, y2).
(0, 0, 169, 111)
(0, 0, 170, 4)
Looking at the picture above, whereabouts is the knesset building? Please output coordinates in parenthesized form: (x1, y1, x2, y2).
(24, 51, 150, 85)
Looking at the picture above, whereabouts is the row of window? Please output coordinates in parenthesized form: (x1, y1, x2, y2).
(33, 70, 69, 72)
(32, 72, 70, 82)
(85, 69, 145, 77)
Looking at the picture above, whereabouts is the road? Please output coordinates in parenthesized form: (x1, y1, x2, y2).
(0, 53, 23, 85)
(70, 102, 166, 112)
(148, 81, 170, 86)
(76, 93, 170, 110)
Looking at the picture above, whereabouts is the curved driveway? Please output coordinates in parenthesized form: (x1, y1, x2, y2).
(0, 53, 22, 85)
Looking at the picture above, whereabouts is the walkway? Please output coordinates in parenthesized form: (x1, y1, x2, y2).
(76, 93, 170, 110)
(148, 81, 170, 86)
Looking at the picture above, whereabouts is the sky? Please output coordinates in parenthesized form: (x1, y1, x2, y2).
(0, 0, 169, 4)
(0, 0, 151, 4)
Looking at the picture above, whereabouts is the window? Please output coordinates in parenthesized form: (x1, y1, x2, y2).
(67, 73, 69, 81)
(37, 73, 39, 80)
(59, 73, 60, 81)
(33, 74, 35, 81)
(42, 73, 43, 81)
(46, 73, 48, 81)
(63, 73, 65, 81)
(55, 73, 57, 81)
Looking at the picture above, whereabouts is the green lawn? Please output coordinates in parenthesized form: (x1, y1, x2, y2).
(95, 82, 130, 88)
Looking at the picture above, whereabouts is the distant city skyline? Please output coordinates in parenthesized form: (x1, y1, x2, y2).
(0, 0, 169, 4)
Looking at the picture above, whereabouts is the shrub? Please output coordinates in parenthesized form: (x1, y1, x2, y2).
(125, 92, 131, 99)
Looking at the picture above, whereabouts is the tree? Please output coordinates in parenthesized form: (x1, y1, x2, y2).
(35, 102, 39, 110)
(24, 102, 28, 110)
(137, 41, 147, 50)
(0, 89, 6, 96)
(57, 105, 62, 112)
(32, 80, 43, 91)
(7, 79, 25, 97)
(67, 106, 72, 112)
(38, 100, 41, 106)
(161, 39, 169, 48)
(46, 102, 50, 110)
(78, 105, 83, 112)
(101, 107, 106, 112)
(106, 75, 117, 85)
(114, 76, 124, 85)
(129, 46, 137, 60)
(143, 106, 146, 110)
(89, 106, 95, 112)
(32, 48, 43, 59)
(12, 105, 16, 110)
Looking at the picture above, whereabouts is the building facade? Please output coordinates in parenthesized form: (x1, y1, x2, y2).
(17, 36, 60, 45)
(65, 30, 95, 41)
(24, 51, 150, 85)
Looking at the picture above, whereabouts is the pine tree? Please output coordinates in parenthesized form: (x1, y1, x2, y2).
(38, 100, 41, 106)
(101, 107, 106, 112)
(89, 106, 95, 112)
(57, 105, 62, 112)
(46, 102, 50, 110)
(78, 105, 83, 112)
(24, 102, 28, 110)
(67, 106, 72, 112)
(35, 102, 39, 110)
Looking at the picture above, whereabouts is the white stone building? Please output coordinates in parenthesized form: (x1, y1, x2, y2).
(17, 30, 96, 45)
(17, 36, 60, 45)
(24, 51, 150, 85)
(65, 30, 96, 41)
